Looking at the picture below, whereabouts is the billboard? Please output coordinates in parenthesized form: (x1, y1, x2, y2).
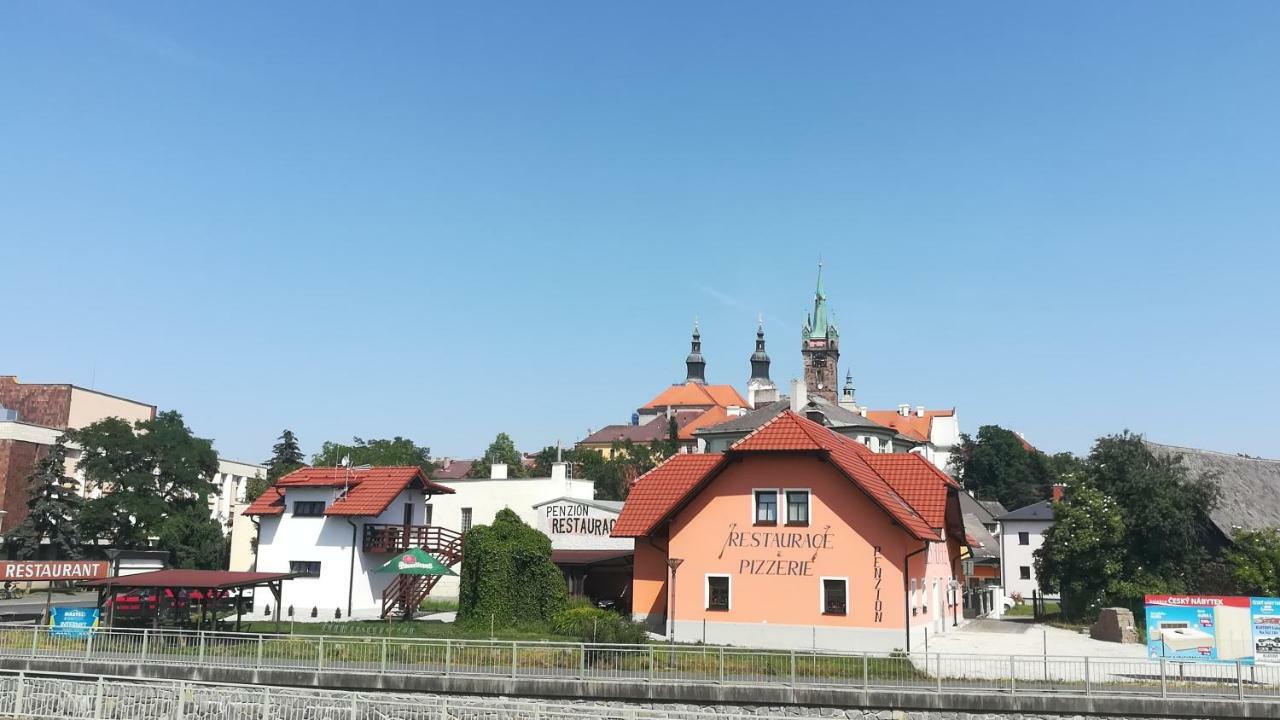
(49, 607, 99, 639)
(1145, 595, 1280, 665)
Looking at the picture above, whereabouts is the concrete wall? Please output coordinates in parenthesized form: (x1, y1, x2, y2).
(67, 386, 155, 429)
(0, 656, 1265, 720)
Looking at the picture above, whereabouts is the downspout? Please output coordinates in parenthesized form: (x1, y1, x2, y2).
(904, 542, 929, 653)
(347, 520, 358, 617)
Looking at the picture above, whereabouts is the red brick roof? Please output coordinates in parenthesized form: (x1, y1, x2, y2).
(610, 454, 724, 536)
(613, 411, 952, 541)
(244, 466, 454, 518)
(243, 486, 285, 516)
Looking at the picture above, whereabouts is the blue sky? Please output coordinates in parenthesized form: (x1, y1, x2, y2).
(4, 2, 1278, 463)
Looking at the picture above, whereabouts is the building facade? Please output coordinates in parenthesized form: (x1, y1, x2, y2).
(996, 500, 1054, 599)
(614, 410, 964, 652)
(210, 458, 267, 571)
(245, 466, 457, 618)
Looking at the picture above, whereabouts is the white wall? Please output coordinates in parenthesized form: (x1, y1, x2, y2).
(998, 518, 1053, 599)
(254, 486, 429, 617)
(426, 476, 594, 597)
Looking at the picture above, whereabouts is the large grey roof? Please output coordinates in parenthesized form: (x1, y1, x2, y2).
(962, 514, 1000, 560)
(958, 492, 1003, 525)
(694, 395, 894, 438)
(997, 500, 1054, 522)
(1145, 441, 1280, 536)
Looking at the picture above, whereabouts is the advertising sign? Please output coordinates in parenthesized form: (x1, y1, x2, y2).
(0, 561, 109, 582)
(49, 607, 99, 639)
(1145, 595, 1280, 665)
(1252, 597, 1280, 665)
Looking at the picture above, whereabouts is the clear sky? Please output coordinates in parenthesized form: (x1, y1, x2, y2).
(4, 2, 1279, 463)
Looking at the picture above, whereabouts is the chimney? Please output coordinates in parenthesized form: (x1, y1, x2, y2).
(551, 462, 568, 481)
(490, 462, 508, 480)
(859, 408, 867, 417)
(898, 403, 911, 417)
(790, 379, 808, 413)
(916, 406, 925, 418)
(1052, 483, 1066, 502)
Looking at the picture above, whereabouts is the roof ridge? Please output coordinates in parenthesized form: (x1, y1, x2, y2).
(1146, 440, 1280, 464)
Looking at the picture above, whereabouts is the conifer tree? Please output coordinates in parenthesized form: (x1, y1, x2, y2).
(4, 439, 83, 560)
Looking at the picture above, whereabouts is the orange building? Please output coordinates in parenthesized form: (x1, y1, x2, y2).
(613, 410, 964, 651)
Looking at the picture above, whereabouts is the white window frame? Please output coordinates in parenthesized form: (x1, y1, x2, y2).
(783, 488, 811, 526)
(705, 573, 732, 611)
(751, 488, 780, 525)
(819, 576, 849, 615)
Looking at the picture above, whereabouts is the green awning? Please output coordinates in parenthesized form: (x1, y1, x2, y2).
(375, 547, 457, 576)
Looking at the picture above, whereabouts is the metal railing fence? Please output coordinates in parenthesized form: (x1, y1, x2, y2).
(0, 623, 1277, 702)
(0, 670, 814, 720)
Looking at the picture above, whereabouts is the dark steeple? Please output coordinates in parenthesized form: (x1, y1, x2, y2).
(750, 317, 771, 382)
(685, 320, 706, 384)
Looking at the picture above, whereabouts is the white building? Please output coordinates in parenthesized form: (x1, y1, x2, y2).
(534, 496, 632, 600)
(427, 461, 593, 597)
(245, 465, 456, 619)
(209, 458, 266, 571)
(996, 500, 1054, 599)
(246, 461, 597, 615)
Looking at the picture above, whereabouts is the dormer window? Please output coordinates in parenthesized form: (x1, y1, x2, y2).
(293, 501, 326, 517)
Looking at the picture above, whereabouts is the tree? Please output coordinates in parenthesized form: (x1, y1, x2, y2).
(158, 508, 228, 569)
(1034, 430, 1222, 616)
(312, 436, 433, 475)
(70, 411, 219, 550)
(457, 508, 568, 627)
(468, 433, 527, 478)
(1034, 479, 1125, 619)
(247, 429, 306, 503)
(1225, 528, 1280, 596)
(951, 425, 1055, 510)
(3, 438, 83, 560)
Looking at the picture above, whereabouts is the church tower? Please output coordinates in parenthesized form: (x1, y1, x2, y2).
(685, 321, 707, 384)
(801, 263, 840, 402)
(747, 317, 777, 408)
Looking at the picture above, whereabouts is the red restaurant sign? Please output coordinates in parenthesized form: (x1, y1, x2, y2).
(0, 561, 110, 581)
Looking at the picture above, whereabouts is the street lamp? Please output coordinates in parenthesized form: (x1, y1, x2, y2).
(666, 558, 684, 640)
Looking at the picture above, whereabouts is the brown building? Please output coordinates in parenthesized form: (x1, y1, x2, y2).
(0, 376, 155, 531)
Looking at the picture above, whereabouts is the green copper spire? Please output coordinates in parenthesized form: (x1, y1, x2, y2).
(806, 261, 836, 340)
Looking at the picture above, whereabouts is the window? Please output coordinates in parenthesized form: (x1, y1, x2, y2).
(424, 504, 433, 526)
(1018, 531, 1029, 546)
(293, 501, 325, 517)
(821, 578, 848, 615)
(1019, 566, 1032, 580)
(706, 575, 730, 611)
(786, 490, 810, 525)
(753, 490, 777, 525)
(289, 561, 321, 578)
(461, 508, 473, 533)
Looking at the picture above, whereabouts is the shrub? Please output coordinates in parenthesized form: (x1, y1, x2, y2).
(550, 606, 648, 645)
(457, 508, 568, 628)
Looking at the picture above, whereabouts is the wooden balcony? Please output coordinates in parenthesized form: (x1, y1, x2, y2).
(362, 524, 463, 562)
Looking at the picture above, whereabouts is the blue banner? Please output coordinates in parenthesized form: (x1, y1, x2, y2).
(49, 607, 99, 639)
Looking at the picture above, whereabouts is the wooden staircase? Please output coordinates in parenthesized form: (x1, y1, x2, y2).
(379, 526, 463, 619)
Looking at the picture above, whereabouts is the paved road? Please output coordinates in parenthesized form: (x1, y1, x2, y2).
(0, 591, 96, 619)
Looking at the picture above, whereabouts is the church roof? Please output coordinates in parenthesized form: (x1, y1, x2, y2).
(804, 263, 837, 341)
(640, 382, 746, 411)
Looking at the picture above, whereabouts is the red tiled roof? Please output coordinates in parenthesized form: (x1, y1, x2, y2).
(613, 411, 952, 541)
(246, 466, 454, 519)
(243, 486, 285, 516)
(611, 454, 724, 536)
(640, 382, 747, 411)
(677, 407, 733, 441)
(864, 409, 954, 443)
(433, 460, 474, 480)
